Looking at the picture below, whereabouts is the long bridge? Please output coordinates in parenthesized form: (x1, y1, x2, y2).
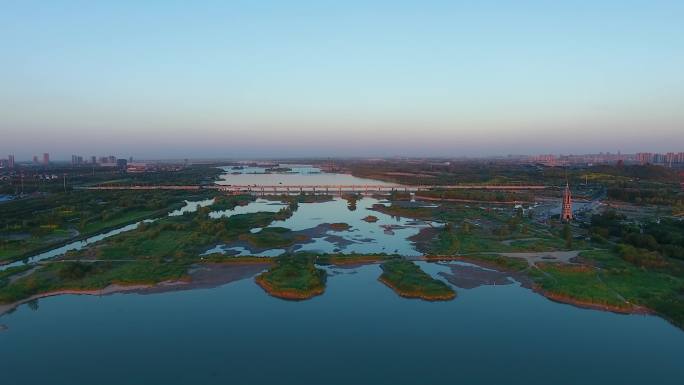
(81, 184, 549, 195)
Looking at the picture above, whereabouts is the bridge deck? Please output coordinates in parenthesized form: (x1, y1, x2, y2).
(217, 184, 548, 191)
(80, 184, 549, 192)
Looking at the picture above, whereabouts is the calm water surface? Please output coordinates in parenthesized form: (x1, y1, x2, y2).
(1, 263, 682, 385)
(206, 197, 439, 257)
(216, 164, 395, 186)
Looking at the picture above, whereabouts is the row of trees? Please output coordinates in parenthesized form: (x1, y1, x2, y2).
(590, 211, 684, 262)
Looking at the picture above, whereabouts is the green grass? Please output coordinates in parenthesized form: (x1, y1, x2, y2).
(79, 209, 159, 234)
(317, 253, 391, 265)
(210, 195, 254, 211)
(431, 230, 567, 255)
(528, 263, 627, 308)
(449, 254, 529, 272)
(579, 249, 684, 325)
(0, 259, 192, 304)
(97, 230, 194, 259)
(0, 190, 218, 263)
(0, 265, 35, 289)
(373, 205, 438, 220)
(379, 259, 455, 300)
(255, 255, 326, 299)
(70, 207, 283, 261)
(239, 227, 301, 248)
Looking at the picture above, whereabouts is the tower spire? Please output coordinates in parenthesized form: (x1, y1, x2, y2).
(561, 182, 573, 222)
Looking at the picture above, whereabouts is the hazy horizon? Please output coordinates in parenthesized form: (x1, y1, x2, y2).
(2, 1, 683, 159)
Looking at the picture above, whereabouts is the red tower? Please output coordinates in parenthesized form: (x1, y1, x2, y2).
(561, 183, 572, 221)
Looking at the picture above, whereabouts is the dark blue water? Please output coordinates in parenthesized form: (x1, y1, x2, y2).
(1, 262, 682, 385)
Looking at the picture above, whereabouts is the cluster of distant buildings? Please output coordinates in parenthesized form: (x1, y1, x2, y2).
(69, 154, 187, 173)
(0, 154, 15, 169)
(70, 154, 129, 171)
(635, 152, 684, 167)
(0, 152, 194, 177)
(528, 151, 684, 168)
(0, 152, 132, 172)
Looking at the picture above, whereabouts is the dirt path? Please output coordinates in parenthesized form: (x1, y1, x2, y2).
(500, 238, 540, 246)
(497, 250, 582, 264)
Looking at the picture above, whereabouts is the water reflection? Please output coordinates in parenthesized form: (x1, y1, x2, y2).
(1, 263, 683, 385)
(208, 199, 285, 219)
(206, 197, 440, 257)
(216, 164, 395, 186)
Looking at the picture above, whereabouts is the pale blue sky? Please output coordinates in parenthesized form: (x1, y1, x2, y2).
(1, 0, 683, 159)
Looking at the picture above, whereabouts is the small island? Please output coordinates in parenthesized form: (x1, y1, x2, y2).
(255, 256, 326, 300)
(362, 215, 379, 223)
(329, 222, 351, 231)
(379, 259, 456, 301)
(239, 227, 305, 248)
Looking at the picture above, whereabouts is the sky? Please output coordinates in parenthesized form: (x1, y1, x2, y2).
(1, 0, 683, 160)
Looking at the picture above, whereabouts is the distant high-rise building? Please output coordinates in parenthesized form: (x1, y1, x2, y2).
(43, 153, 50, 165)
(561, 183, 573, 222)
(8, 154, 14, 168)
(108, 155, 117, 163)
(636, 152, 652, 164)
(117, 158, 128, 172)
(91, 156, 97, 164)
(33, 155, 39, 164)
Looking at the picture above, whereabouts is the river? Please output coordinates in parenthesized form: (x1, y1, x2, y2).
(1, 164, 682, 385)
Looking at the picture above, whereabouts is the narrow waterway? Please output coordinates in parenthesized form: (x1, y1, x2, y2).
(0, 199, 215, 271)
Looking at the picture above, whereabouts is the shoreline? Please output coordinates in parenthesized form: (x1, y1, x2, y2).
(0, 261, 269, 316)
(1, 253, 659, 320)
(533, 287, 652, 315)
(415, 195, 532, 205)
(422, 255, 656, 315)
(254, 275, 325, 300)
(378, 276, 456, 301)
(0, 283, 155, 316)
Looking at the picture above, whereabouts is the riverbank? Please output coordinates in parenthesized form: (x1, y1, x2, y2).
(532, 287, 648, 314)
(255, 276, 325, 300)
(378, 259, 455, 301)
(0, 284, 153, 316)
(0, 260, 270, 316)
(422, 254, 659, 317)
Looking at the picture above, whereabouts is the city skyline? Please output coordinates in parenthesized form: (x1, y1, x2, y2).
(3, 150, 684, 164)
(2, 1, 683, 158)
